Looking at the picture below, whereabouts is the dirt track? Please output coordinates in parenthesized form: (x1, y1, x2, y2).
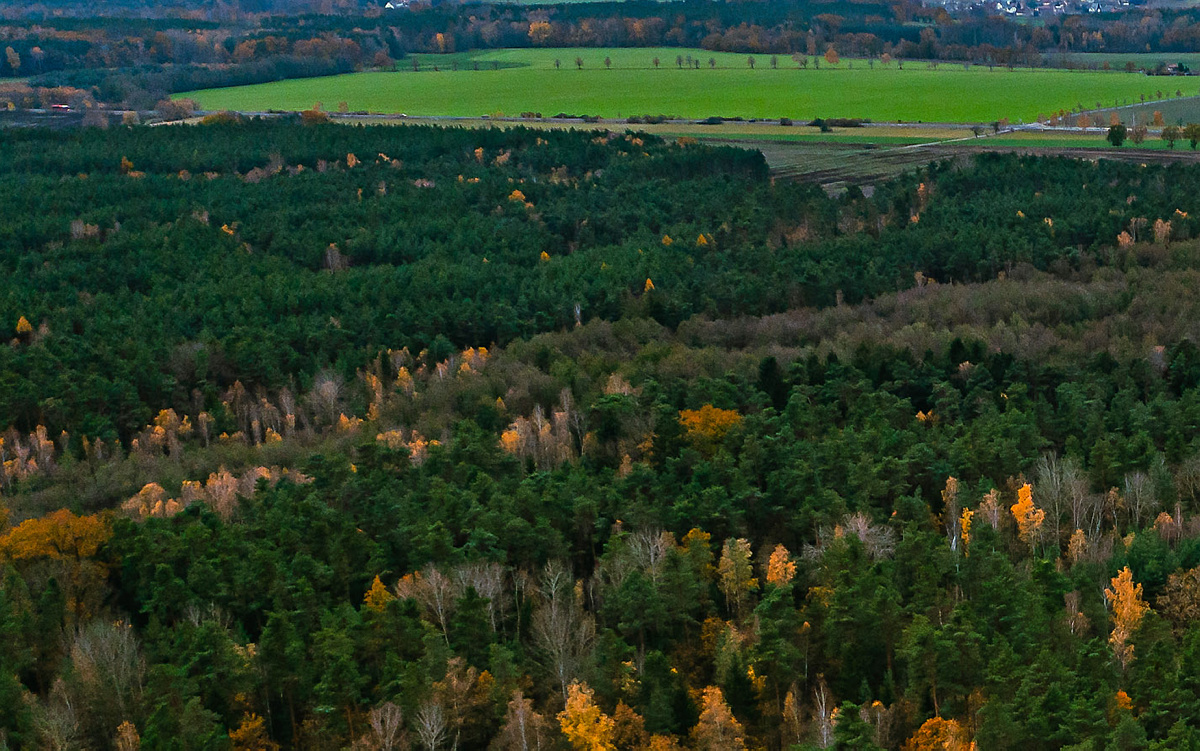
(722, 138, 1200, 194)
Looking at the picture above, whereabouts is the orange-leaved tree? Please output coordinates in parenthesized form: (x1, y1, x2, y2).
(679, 405, 741, 454)
(0, 509, 111, 623)
(902, 717, 970, 750)
(363, 575, 394, 614)
(765, 543, 796, 587)
(1106, 566, 1149, 669)
(690, 686, 747, 751)
(1010, 483, 1044, 550)
(229, 713, 279, 751)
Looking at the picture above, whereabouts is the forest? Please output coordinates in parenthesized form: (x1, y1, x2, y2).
(8, 121, 1200, 749)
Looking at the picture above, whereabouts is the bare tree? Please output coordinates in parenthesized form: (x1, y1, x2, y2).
(453, 561, 507, 632)
(369, 702, 407, 751)
(307, 370, 344, 427)
(839, 512, 896, 560)
(531, 562, 595, 699)
(813, 677, 833, 748)
(1124, 471, 1159, 530)
(395, 566, 459, 646)
(1035, 453, 1075, 544)
(1177, 454, 1200, 505)
(67, 621, 145, 742)
(34, 680, 80, 751)
(627, 529, 672, 584)
(414, 701, 447, 751)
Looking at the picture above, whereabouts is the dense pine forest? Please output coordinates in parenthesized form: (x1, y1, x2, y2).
(8, 121, 1200, 749)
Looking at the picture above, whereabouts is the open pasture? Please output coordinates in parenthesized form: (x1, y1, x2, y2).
(181, 47, 1170, 124)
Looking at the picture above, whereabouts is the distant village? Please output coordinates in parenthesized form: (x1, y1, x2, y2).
(938, 0, 1131, 16)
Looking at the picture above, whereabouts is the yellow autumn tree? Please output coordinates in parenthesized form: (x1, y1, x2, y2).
(960, 508, 974, 555)
(363, 575, 394, 613)
(114, 721, 141, 751)
(902, 717, 970, 750)
(558, 682, 616, 751)
(1010, 483, 1044, 549)
(679, 405, 741, 454)
(765, 543, 796, 586)
(1106, 566, 1149, 669)
(15, 316, 32, 335)
(229, 713, 279, 751)
(528, 20, 553, 44)
(690, 686, 747, 751)
(0, 509, 111, 622)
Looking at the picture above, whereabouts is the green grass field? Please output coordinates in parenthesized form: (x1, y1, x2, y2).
(180, 47, 1173, 123)
(1058, 52, 1200, 70)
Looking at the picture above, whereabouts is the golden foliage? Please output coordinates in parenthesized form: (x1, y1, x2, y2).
(0, 509, 110, 563)
(15, 316, 32, 334)
(678, 405, 742, 448)
(661, 235, 673, 246)
(644, 278, 655, 292)
(765, 543, 796, 586)
(558, 682, 616, 751)
(528, 21, 553, 43)
(1115, 690, 1133, 711)
(1106, 566, 1148, 669)
(229, 713, 279, 751)
(509, 189, 527, 202)
(364, 575, 394, 614)
(114, 720, 141, 751)
(960, 508, 974, 554)
(0, 509, 112, 621)
(902, 717, 970, 750)
(647, 736, 684, 751)
(690, 686, 747, 751)
(1010, 483, 1044, 547)
(540, 250, 551, 262)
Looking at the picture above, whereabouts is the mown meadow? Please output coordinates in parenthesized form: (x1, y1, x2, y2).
(180, 47, 1179, 123)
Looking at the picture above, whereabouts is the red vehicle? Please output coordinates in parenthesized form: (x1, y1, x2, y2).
(51, 104, 70, 111)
